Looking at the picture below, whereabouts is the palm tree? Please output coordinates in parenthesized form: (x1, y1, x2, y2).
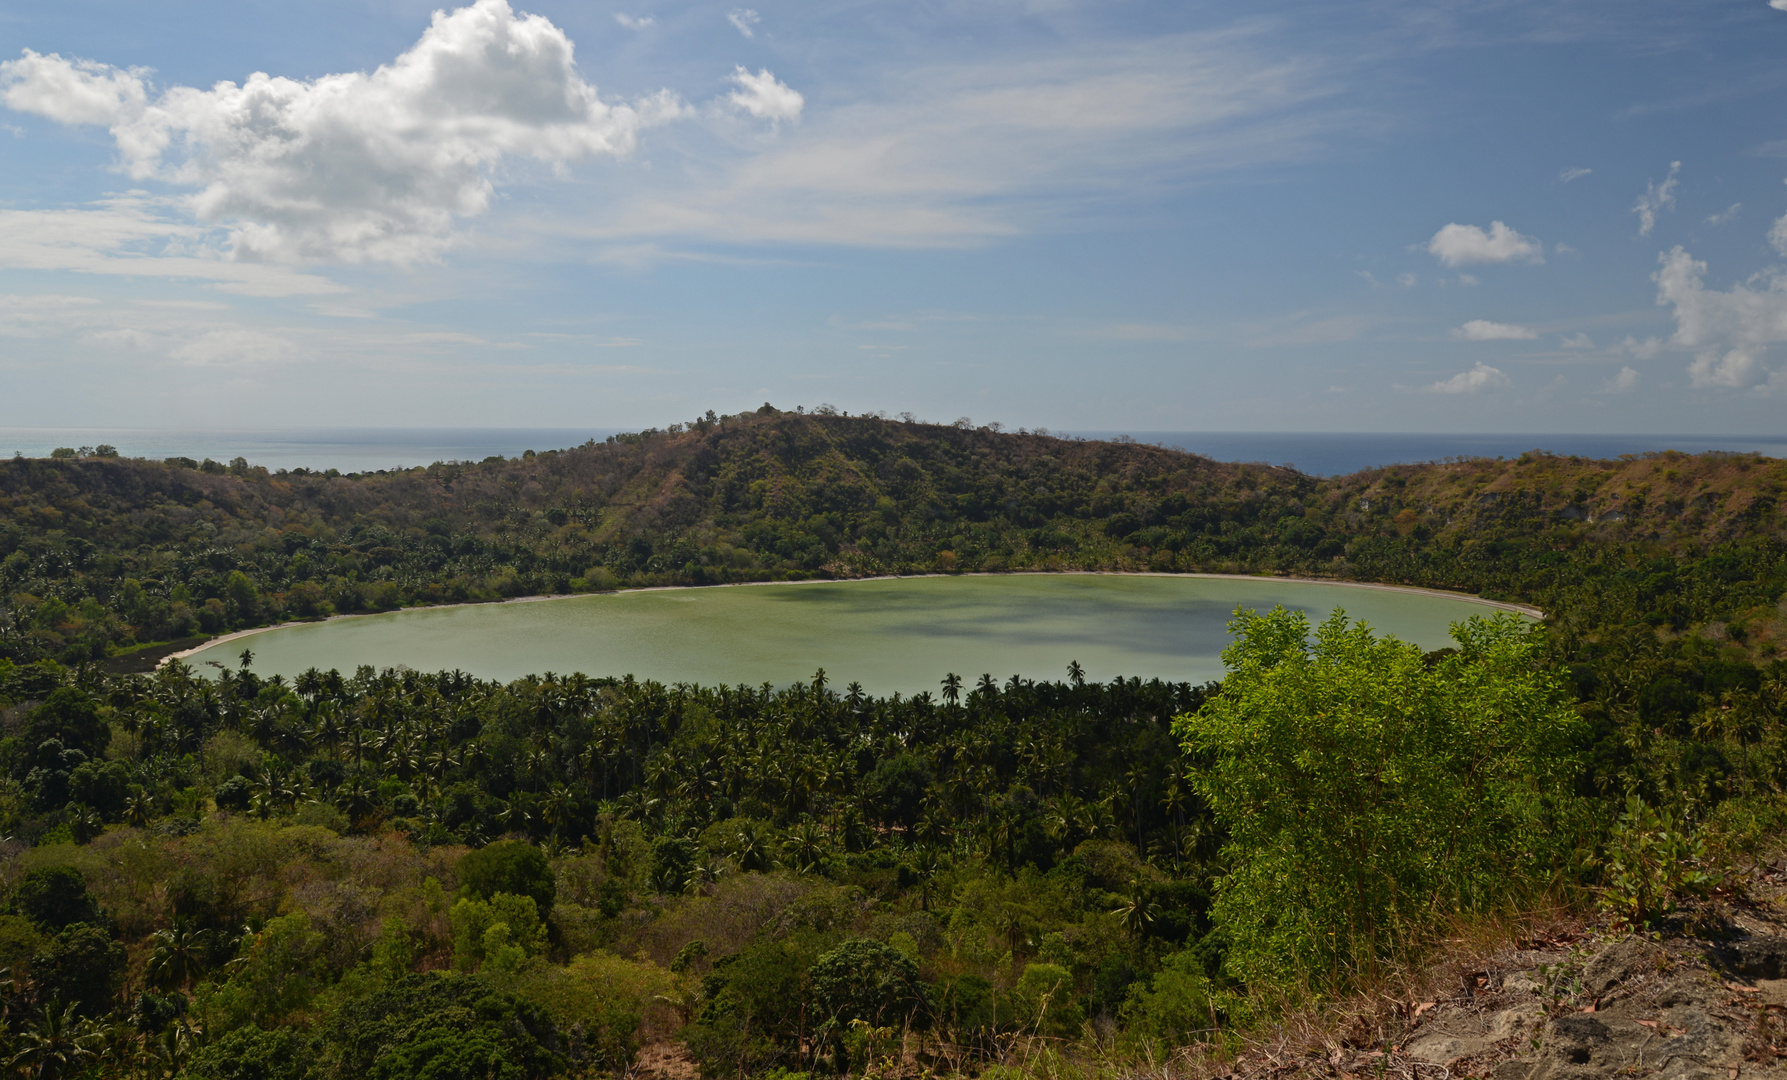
(122, 792, 156, 828)
(146, 919, 212, 991)
(540, 784, 576, 842)
(783, 820, 827, 874)
(335, 778, 378, 826)
(1111, 881, 1156, 949)
(940, 673, 962, 707)
(11, 1003, 103, 1079)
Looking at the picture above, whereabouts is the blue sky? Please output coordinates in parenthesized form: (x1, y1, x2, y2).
(2, 0, 1786, 434)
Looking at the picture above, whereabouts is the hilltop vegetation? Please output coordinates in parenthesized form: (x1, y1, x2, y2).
(1, 409, 1786, 1077)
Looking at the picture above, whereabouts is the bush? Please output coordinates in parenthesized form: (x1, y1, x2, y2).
(505, 951, 670, 1074)
(23, 688, 109, 763)
(1120, 949, 1217, 1052)
(1178, 609, 1585, 991)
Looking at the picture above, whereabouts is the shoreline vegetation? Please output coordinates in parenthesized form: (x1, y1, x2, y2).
(0, 406, 1783, 1079)
(162, 571, 1544, 669)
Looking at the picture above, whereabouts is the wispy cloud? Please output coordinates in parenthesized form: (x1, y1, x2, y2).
(613, 13, 655, 30)
(727, 67, 803, 122)
(1089, 323, 1200, 342)
(1559, 166, 1591, 183)
(573, 26, 1349, 249)
(0, 198, 345, 296)
(727, 8, 761, 38)
(1246, 314, 1370, 348)
(1632, 161, 1681, 237)
(1451, 319, 1535, 341)
(1705, 203, 1741, 226)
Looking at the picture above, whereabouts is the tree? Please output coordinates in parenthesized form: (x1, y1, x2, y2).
(10, 868, 104, 933)
(31, 924, 126, 1018)
(456, 840, 556, 915)
(144, 918, 212, 990)
(315, 973, 562, 1080)
(809, 939, 930, 1035)
(9, 1003, 103, 1079)
(1177, 608, 1584, 992)
(23, 689, 109, 763)
(180, 1025, 306, 1080)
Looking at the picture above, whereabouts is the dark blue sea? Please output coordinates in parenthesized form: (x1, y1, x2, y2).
(4, 426, 1783, 478)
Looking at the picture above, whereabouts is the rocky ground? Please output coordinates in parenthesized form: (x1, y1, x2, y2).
(1220, 860, 1787, 1080)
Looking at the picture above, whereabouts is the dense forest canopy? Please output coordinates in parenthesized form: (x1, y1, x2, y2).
(0, 408, 1784, 1079)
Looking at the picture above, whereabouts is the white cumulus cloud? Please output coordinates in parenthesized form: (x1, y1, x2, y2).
(613, 13, 655, 29)
(727, 67, 803, 122)
(1560, 332, 1595, 349)
(1632, 161, 1680, 237)
(1451, 319, 1536, 341)
(0, 0, 686, 263)
(1424, 362, 1509, 394)
(728, 8, 761, 37)
(1603, 366, 1639, 393)
(1653, 245, 1787, 389)
(1425, 221, 1544, 266)
(1, 50, 148, 125)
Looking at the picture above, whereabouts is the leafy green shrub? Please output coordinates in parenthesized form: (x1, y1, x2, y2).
(1010, 962, 1083, 1037)
(1599, 796, 1719, 929)
(810, 938, 931, 1034)
(1179, 609, 1585, 992)
(504, 951, 671, 1074)
(1119, 949, 1217, 1052)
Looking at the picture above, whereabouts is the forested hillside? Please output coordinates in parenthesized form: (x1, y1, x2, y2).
(4, 405, 1785, 669)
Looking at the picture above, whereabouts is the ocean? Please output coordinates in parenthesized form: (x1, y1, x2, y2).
(4, 426, 1783, 478)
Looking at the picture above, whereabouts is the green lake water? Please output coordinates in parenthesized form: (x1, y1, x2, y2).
(181, 574, 1532, 693)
